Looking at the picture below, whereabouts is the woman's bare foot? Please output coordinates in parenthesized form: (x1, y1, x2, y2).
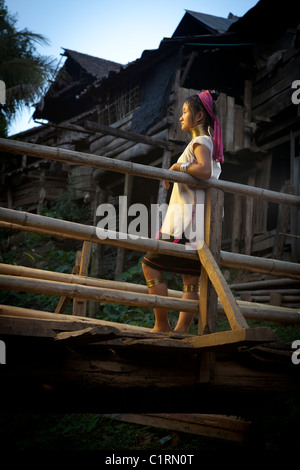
(151, 322, 173, 333)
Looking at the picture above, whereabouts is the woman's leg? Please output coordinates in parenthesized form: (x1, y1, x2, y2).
(142, 263, 172, 332)
(174, 274, 200, 333)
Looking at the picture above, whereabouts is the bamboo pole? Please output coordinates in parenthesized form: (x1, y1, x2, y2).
(0, 263, 300, 321)
(218, 301, 300, 325)
(0, 207, 196, 260)
(1, 296, 299, 326)
(0, 274, 199, 314)
(1, 264, 299, 324)
(220, 250, 300, 279)
(0, 263, 181, 298)
(1, 138, 300, 206)
(229, 278, 300, 291)
(1, 209, 300, 280)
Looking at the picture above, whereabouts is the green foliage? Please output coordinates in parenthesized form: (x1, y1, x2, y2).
(0, 230, 76, 312)
(0, 0, 57, 132)
(41, 190, 92, 224)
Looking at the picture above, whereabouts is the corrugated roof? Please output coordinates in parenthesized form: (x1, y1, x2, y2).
(63, 49, 122, 80)
(185, 10, 238, 34)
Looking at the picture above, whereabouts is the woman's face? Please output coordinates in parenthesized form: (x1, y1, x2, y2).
(180, 102, 202, 131)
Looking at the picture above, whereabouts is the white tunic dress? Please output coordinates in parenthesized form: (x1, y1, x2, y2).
(160, 135, 221, 248)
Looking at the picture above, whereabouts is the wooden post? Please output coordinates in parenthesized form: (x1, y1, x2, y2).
(89, 187, 107, 317)
(55, 250, 81, 313)
(198, 243, 248, 331)
(115, 174, 133, 279)
(225, 96, 235, 152)
(231, 194, 242, 253)
(73, 242, 92, 316)
(244, 80, 252, 149)
(245, 173, 255, 255)
(198, 188, 223, 384)
(272, 182, 291, 260)
(290, 131, 300, 262)
(198, 188, 224, 334)
(156, 149, 172, 227)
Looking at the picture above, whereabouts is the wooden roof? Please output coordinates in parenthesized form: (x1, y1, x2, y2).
(33, 49, 122, 122)
(62, 49, 122, 80)
(173, 10, 238, 37)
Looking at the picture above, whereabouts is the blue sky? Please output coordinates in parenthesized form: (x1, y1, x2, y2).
(6, 0, 258, 135)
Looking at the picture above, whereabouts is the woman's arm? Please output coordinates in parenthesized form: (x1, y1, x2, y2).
(163, 143, 212, 189)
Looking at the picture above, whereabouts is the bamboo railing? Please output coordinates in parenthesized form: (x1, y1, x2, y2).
(0, 137, 300, 344)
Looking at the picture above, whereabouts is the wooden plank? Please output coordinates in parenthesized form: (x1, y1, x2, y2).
(123, 336, 194, 352)
(55, 326, 123, 343)
(0, 306, 151, 334)
(105, 413, 251, 443)
(198, 242, 248, 330)
(183, 327, 278, 350)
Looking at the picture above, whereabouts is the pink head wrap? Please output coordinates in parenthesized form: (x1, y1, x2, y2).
(198, 90, 224, 164)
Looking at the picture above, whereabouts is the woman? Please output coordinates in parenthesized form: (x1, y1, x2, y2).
(142, 90, 223, 333)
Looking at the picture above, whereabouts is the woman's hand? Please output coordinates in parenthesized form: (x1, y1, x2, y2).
(163, 163, 181, 189)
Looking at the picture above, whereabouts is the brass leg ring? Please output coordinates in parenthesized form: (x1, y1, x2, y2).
(183, 284, 199, 293)
(146, 276, 163, 289)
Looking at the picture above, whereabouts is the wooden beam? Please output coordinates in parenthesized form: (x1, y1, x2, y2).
(179, 52, 198, 87)
(105, 413, 251, 443)
(84, 120, 177, 150)
(198, 242, 248, 330)
(0, 311, 277, 351)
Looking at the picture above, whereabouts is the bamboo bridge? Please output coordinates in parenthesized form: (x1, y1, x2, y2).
(0, 138, 299, 447)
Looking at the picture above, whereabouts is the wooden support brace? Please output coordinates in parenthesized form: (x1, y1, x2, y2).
(73, 241, 92, 316)
(198, 188, 223, 334)
(198, 242, 248, 330)
(55, 250, 82, 313)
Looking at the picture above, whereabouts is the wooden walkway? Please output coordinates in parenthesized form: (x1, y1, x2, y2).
(0, 138, 299, 446)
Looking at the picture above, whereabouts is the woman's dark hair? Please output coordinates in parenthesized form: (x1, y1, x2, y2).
(185, 91, 218, 131)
